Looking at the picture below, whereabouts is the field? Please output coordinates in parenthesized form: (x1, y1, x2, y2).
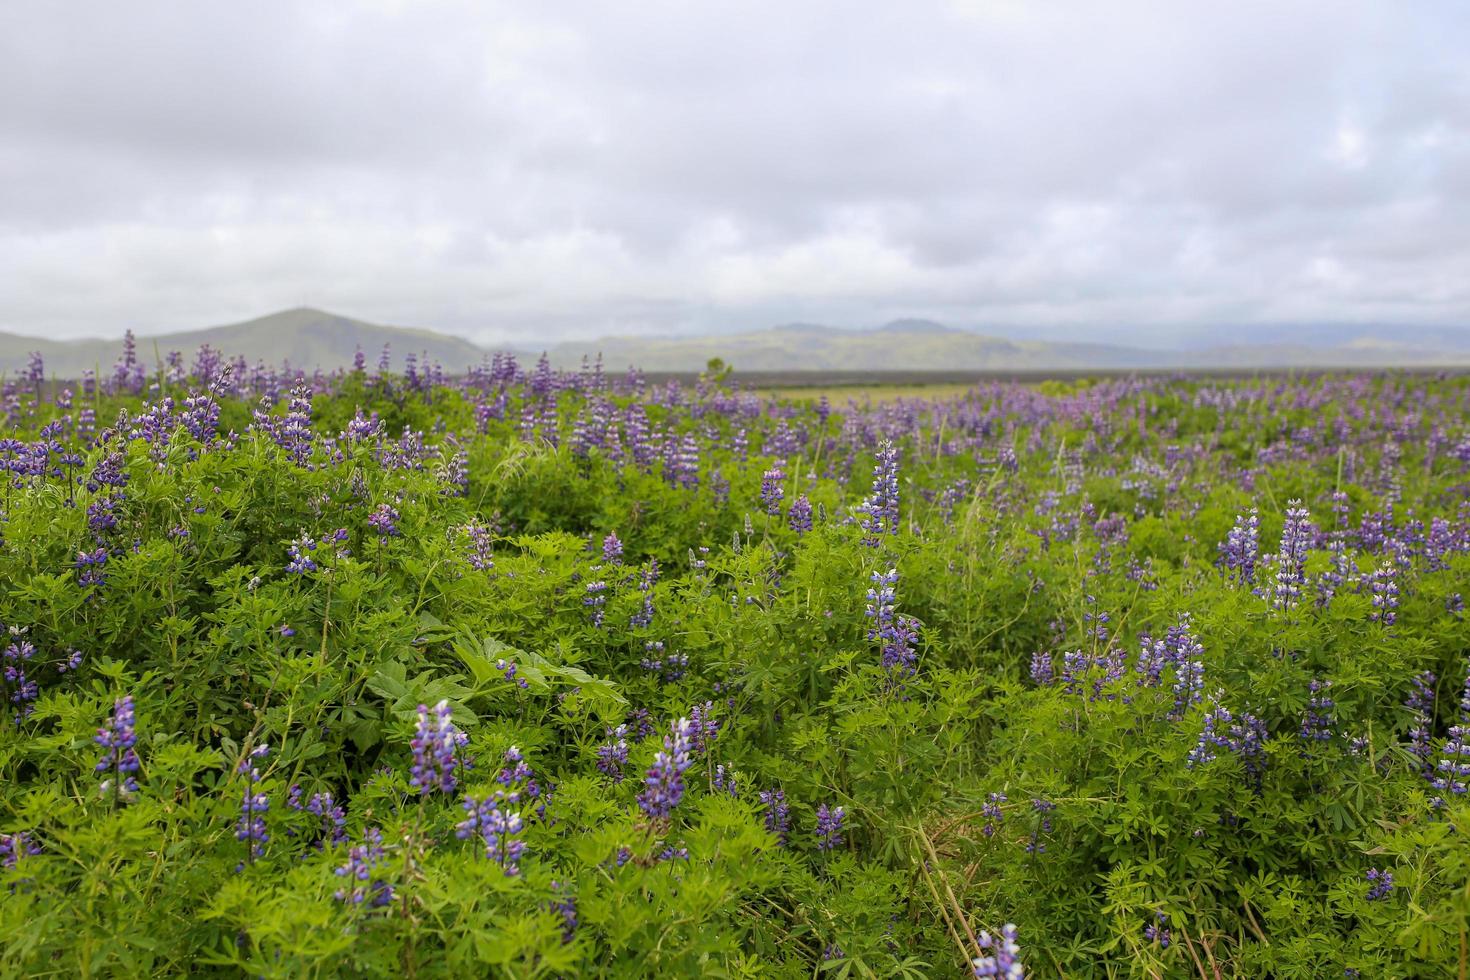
(1, 350, 1469, 977)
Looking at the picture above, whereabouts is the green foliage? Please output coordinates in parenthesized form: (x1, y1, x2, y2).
(0, 366, 1466, 977)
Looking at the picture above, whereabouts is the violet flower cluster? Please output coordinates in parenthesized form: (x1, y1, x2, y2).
(638, 717, 695, 820)
(95, 694, 141, 798)
(409, 700, 463, 796)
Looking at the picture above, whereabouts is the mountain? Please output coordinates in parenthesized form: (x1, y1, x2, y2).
(552, 319, 1470, 372)
(0, 308, 486, 378)
(549, 321, 1174, 371)
(1, 310, 1466, 378)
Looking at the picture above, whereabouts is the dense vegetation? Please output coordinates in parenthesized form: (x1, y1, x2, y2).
(1, 343, 1468, 978)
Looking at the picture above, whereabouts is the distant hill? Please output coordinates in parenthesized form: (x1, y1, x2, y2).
(551, 320, 1470, 372)
(1, 309, 1466, 378)
(0, 308, 486, 378)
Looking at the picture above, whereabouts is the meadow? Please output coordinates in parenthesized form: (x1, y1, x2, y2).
(1, 342, 1468, 978)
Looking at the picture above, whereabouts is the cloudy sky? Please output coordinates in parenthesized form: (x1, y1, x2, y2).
(1, 1, 1466, 347)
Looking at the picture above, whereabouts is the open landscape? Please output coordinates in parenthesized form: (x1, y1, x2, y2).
(5, 2, 1468, 976)
(0, 342, 1466, 976)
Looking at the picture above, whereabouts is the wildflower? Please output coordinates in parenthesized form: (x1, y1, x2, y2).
(788, 494, 813, 533)
(3, 639, 37, 722)
(972, 923, 1024, 978)
(95, 694, 141, 798)
(1272, 502, 1315, 611)
(286, 533, 318, 574)
(815, 804, 846, 850)
(75, 546, 109, 589)
(1026, 799, 1054, 854)
(235, 745, 271, 867)
(496, 658, 529, 689)
(712, 764, 738, 797)
(0, 831, 40, 869)
(549, 881, 578, 943)
(602, 531, 623, 564)
(759, 789, 790, 843)
(638, 717, 695, 819)
(334, 828, 394, 906)
(408, 700, 461, 796)
(595, 725, 630, 784)
(866, 568, 918, 680)
(1028, 650, 1054, 686)
(760, 464, 785, 515)
(1300, 679, 1335, 743)
(1218, 507, 1259, 584)
(455, 795, 526, 875)
(583, 580, 607, 629)
(1432, 663, 1470, 807)
(1144, 911, 1171, 948)
(1407, 670, 1437, 780)
(981, 793, 1006, 838)
(367, 503, 401, 543)
(855, 442, 901, 546)
(1365, 868, 1394, 901)
(1368, 561, 1399, 626)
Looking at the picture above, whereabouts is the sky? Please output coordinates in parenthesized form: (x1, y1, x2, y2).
(1, 1, 1467, 348)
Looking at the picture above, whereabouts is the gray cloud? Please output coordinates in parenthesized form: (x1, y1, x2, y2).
(0, 0, 1465, 347)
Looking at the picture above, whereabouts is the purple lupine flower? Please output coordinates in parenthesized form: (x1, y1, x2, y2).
(687, 700, 721, 755)
(549, 881, 578, 944)
(3, 639, 38, 723)
(972, 923, 1024, 978)
(1187, 699, 1233, 769)
(0, 831, 40, 869)
(1407, 670, 1437, 780)
(495, 658, 529, 689)
(300, 790, 348, 849)
(1029, 650, 1054, 686)
(712, 764, 738, 797)
(1432, 663, 1470, 807)
(1272, 502, 1315, 611)
(629, 560, 658, 630)
(1368, 561, 1399, 626)
(1144, 911, 1171, 948)
(583, 580, 607, 629)
(1300, 679, 1335, 743)
(856, 442, 901, 546)
(75, 546, 109, 590)
(866, 568, 918, 681)
(334, 828, 394, 906)
(1365, 868, 1394, 901)
(94, 694, 141, 798)
(595, 725, 630, 784)
(980, 792, 1006, 838)
(602, 532, 623, 564)
(408, 700, 461, 796)
(367, 503, 401, 544)
(286, 533, 319, 574)
(815, 804, 846, 850)
(1060, 650, 1088, 697)
(57, 649, 84, 673)
(1026, 798, 1055, 854)
(627, 707, 654, 742)
(235, 745, 271, 868)
(788, 494, 813, 533)
(1218, 507, 1260, 585)
(455, 794, 526, 875)
(759, 464, 786, 516)
(759, 788, 790, 843)
(1169, 659, 1205, 721)
(460, 519, 495, 571)
(637, 717, 693, 822)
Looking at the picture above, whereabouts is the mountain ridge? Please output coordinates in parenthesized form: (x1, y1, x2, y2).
(0, 309, 1466, 377)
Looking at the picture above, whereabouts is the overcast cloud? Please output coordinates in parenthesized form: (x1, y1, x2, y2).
(1, 0, 1466, 347)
